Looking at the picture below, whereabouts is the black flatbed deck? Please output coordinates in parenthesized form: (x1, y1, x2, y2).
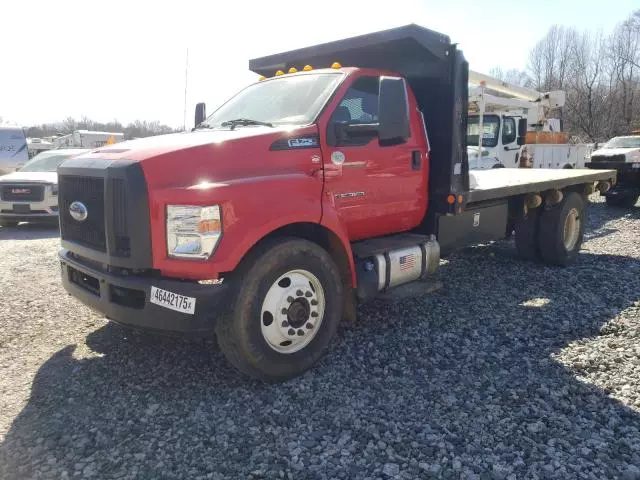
(467, 168, 617, 203)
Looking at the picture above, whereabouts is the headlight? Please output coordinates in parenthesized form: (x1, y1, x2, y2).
(166, 205, 222, 259)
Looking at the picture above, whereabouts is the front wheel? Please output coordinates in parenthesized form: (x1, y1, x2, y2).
(216, 238, 343, 381)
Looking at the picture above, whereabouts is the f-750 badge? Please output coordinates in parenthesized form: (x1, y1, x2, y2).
(288, 138, 317, 148)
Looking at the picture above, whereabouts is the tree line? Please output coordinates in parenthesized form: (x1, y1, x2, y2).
(25, 117, 179, 140)
(490, 9, 639, 143)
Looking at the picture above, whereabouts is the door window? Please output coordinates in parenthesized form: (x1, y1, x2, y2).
(502, 117, 517, 144)
(328, 76, 379, 146)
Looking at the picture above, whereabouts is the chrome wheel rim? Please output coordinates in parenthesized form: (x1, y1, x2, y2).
(260, 269, 325, 354)
(563, 208, 580, 250)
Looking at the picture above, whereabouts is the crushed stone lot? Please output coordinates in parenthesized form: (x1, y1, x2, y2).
(1, 196, 639, 480)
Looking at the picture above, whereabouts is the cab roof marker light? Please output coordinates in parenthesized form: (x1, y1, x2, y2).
(259, 75, 267, 81)
(288, 67, 298, 73)
(275, 70, 285, 76)
(303, 65, 313, 71)
(331, 62, 342, 69)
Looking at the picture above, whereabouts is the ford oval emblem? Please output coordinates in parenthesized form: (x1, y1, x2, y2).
(69, 201, 88, 222)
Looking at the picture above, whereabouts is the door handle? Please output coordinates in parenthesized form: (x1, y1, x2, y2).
(411, 151, 421, 170)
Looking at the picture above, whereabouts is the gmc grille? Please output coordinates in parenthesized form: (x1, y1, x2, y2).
(0, 184, 45, 202)
(590, 154, 626, 163)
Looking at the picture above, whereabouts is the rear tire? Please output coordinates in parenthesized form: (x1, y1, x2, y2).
(515, 207, 541, 261)
(538, 191, 585, 266)
(606, 194, 639, 208)
(0, 220, 19, 227)
(216, 238, 343, 382)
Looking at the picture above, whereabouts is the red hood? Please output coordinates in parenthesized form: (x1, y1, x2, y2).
(75, 125, 319, 189)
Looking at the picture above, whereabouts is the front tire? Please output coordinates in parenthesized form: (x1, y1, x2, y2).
(216, 238, 343, 382)
(538, 191, 586, 266)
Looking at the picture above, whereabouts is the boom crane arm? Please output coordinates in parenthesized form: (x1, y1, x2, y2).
(468, 70, 565, 109)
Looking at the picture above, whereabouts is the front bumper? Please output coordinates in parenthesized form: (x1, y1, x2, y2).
(59, 248, 229, 333)
(586, 161, 640, 193)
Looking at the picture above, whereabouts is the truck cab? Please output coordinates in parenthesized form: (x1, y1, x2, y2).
(466, 112, 526, 169)
(56, 24, 616, 381)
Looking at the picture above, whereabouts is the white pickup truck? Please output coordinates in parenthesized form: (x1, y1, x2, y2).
(587, 135, 640, 207)
(0, 149, 88, 226)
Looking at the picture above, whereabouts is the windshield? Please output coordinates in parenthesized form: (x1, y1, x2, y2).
(19, 151, 80, 172)
(200, 73, 344, 128)
(603, 137, 640, 149)
(467, 115, 500, 148)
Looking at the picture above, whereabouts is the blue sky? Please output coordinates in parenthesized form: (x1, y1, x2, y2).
(1, 0, 637, 128)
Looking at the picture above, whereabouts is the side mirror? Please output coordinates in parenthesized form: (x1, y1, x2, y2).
(378, 77, 410, 145)
(194, 102, 207, 127)
(517, 118, 527, 146)
(517, 118, 528, 136)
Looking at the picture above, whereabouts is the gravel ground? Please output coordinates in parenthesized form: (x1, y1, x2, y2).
(1, 196, 639, 480)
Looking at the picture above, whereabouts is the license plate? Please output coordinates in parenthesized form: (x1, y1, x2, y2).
(11, 188, 31, 194)
(13, 204, 30, 213)
(149, 286, 196, 314)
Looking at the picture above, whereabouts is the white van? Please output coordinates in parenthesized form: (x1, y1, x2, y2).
(0, 126, 29, 174)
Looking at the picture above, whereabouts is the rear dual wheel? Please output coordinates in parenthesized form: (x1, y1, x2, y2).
(216, 238, 343, 382)
(515, 191, 585, 266)
(538, 192, 585, 266)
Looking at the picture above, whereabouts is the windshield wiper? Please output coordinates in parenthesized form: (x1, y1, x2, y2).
(220, 118, 274, 130)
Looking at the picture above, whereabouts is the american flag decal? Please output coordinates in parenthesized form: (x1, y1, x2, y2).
(399, 254, 415, 271)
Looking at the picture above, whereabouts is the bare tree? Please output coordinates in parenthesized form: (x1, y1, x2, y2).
(488, 67, 533, 88)
(26, 117, 178, 139)
(565, 31, 608, 141)
(523, 11, 639, 142)
(609, 11, 640, 133)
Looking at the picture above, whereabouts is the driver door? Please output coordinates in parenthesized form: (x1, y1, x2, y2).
(322, 75, 426, 241)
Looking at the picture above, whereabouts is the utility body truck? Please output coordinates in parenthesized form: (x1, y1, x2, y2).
(57, 25, 615, 381)
(27, 137, 54, 158)
(467, 71, 592, 170)
(52, 130, 124, 149)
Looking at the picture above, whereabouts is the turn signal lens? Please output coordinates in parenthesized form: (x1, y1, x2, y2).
(447, 194, 456, 205)
(198, 218, 221, 233)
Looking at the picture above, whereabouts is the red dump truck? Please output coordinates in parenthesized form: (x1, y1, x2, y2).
(58, 25, 616, 381)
